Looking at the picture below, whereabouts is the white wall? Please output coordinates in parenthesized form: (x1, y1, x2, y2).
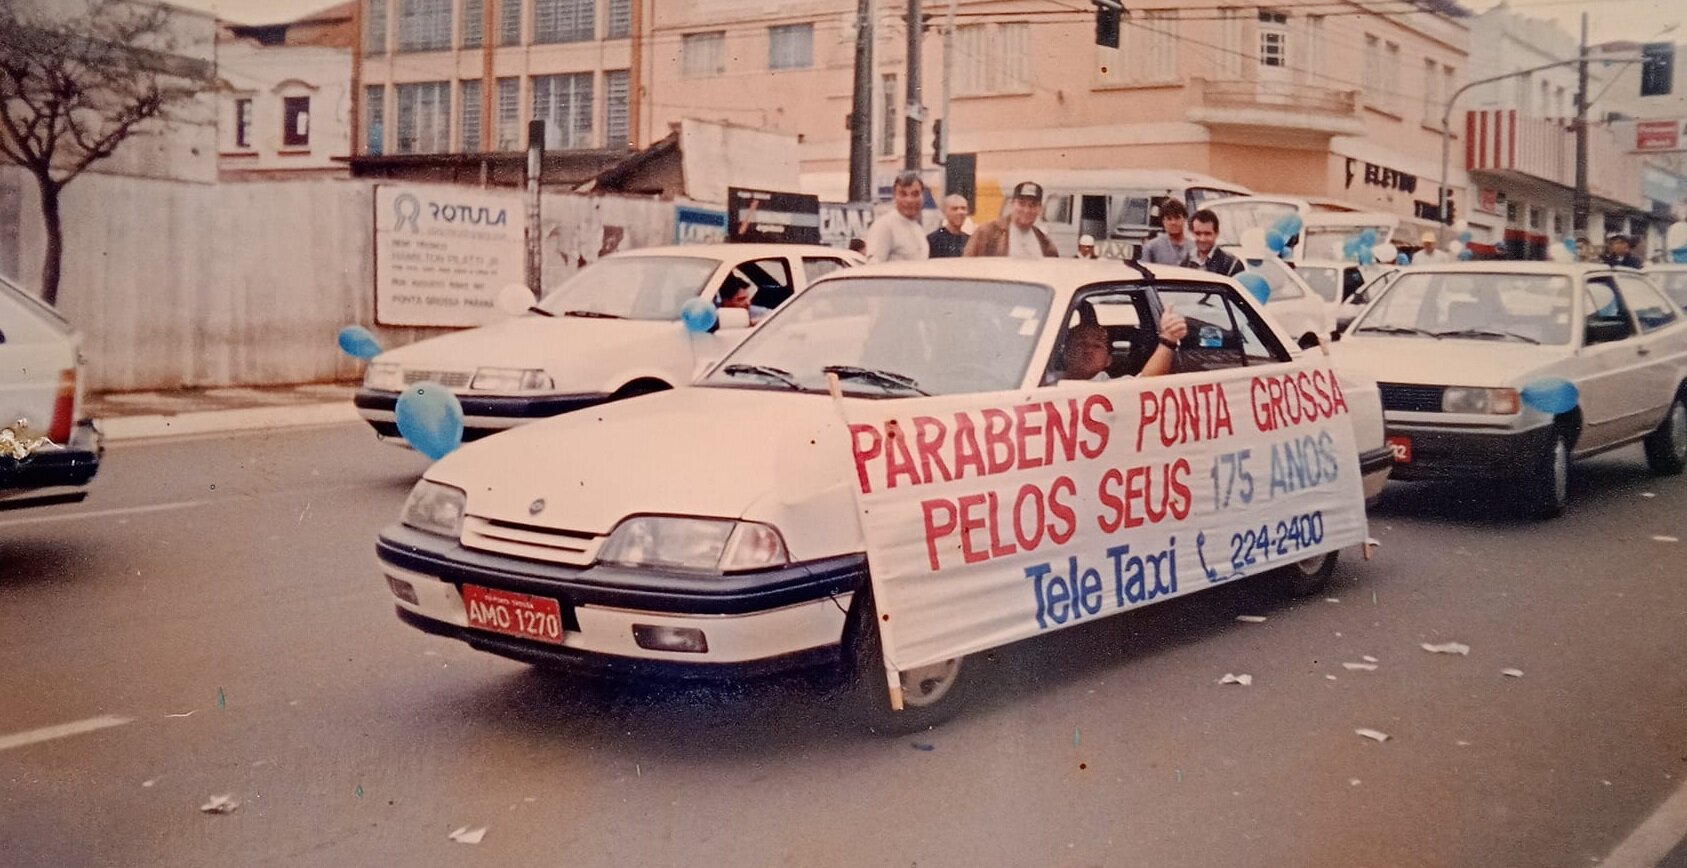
(218, 41, 354, 176)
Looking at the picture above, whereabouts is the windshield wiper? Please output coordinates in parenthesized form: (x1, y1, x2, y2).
(562, 309, 622, 319)
(720, 363, 803, 391)
(1432, 327, 1540, 345)
(1355, 324, 1441, 339)
(527, 306, 555, 317)
(822, 365, 930, 396)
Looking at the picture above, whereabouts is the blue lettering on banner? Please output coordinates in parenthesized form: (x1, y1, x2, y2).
(1024, 539, 1178, 630)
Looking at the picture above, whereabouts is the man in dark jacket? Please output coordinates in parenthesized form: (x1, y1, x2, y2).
(927, 194, 972, 258)
(1602, 233, 1642, 268)
(963, 181, 1060, 258)
(1181, 208, 1244, 277)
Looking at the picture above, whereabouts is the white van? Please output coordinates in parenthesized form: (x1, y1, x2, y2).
(0, 274, 102, 510)
(986, 169, 1251, 258)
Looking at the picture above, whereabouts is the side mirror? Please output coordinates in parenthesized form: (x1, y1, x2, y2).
(1297, 332, 1323, 351)
(495, 283, 538, 317)
(716, 307, 752, 330)
(1584, 319, 1629, 345)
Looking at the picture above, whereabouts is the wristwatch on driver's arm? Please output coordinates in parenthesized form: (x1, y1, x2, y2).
(1158, 335, 1179, 351)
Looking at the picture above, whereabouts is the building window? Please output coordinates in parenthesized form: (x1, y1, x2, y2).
(606, 0, 630, 39)
(1303, 15, 1324, 79)
(234, 98, 253, 147)
(1384, 42, 1400, 111)
(1528, 205, 1545, 231)
(1443, 65, 1457, 116)
(397, 0, 452, 51)
(953, 22, 1029, 96)
(496, 77, 520, 148)
(1423, 58, 1440, 123)
(460, 79, 482, 153)
(282, 96, 310, 147)
(1506, 200, 1522, 225)
(461, 0, 482, 47)
(365, 0, 387, 54)
(498, 0, 522, 45)
(604, 69, 629, 148)
(768, 23, 813, 70)
(1513, 74, 1531, 115)
(533, 0, 593, 44)
(1215, 8, 1243, 78)
(364, 85, 384, 154)
(880, 72, 897, 156)
(1554, 84, 1567, 118)
(1553, 211, 1566, 236)
(1363, 35, 1382, 104)
(1099, 10, 1176, 85)
(532, 72, 593, 149)
(395, 80, 450, 154)
(1257, 11, 1287, 69)
(682, 31, 726, 78)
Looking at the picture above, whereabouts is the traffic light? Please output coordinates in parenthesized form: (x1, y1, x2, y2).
(1641, 42, 1674, 97)
(1094, 0, 1122, 50)
(932, 118, 945, 165)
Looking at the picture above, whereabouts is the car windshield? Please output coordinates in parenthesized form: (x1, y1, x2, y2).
(1206, 201, 1299, 247)
(1302, 225, 1394, 261)
(702, 277, 1052, 396)
(0, 273, 73, 342)
(1298, 266, 1340, 303)
(1649, 271, 1687, 309)
(536, 256, 719, 320)
(1353, 272, 1574, 344)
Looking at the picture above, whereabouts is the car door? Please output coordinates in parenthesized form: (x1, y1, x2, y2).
(691, 256, 798, 373)
(0, 278, 77, 447)
(1575, 273, 1650, 449)
(1613, 273, 1686, 432)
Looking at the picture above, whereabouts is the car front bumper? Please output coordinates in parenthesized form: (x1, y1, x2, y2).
(1382, 420, 1554, 481)
(376, 524, 864, 679)
(0, 420, 103, 509)
(354, 388, 614, 440)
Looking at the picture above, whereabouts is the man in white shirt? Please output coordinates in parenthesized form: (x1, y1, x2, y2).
(864, 170, 930, 263)
(1412, 231, 1450, 264)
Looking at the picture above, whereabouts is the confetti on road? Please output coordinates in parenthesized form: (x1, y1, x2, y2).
(1355, 728, 1391, 743)
(142, 780, 156, 788)
(448, 826, 487, 845)
(1325, 675, 1338, 681)
(1362, 655, 1379, 663)
(1349, 778, 1362, 787)
(1235, 615, 1268, 623)
(199, 794, 238, 814)
(1220, 673, 1253, 686)
(911, 742, 935, 752)
(1073, 727, 1081, 747)
(216, 688, 226, 710)
(165, 711, 195, 719)
(1421, 642, 1471, 655)
(1325, 598, 1340, 603)
(1342, 662, 1378, 671)
(1652, 535, 1679, 543)
(1502, 668, 1525, 678)
(1641, 492, 1657, 498)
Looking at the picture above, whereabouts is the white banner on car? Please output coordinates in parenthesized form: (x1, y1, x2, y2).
(841, 357, 1369, 676)
(374, 183, 526, 328)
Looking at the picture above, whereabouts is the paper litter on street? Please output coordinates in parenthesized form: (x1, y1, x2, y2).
(448, 826, 487, 844)
(1362, 655, 1379, 663)
(1219, 673, 1253, 686)
(1235, 615, 1268, 623)
(1355, 728, 1391, 743)
(1342, 662, 1378, 671)
(1651, 535, 1679, 543)
(199, 794, 238, 814)
(1421, 642, 1471, 655)
(1501, 668, 1524, 678)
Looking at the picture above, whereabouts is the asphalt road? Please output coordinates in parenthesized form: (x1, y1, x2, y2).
(2, 422, 1685, 867)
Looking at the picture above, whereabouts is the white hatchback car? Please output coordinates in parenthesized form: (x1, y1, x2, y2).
(0, 274, 102, 510)
(356, 244, 861, 443)
(1335, 263, 1687, 517)
(374, 259, 1389, 729)
(1645, 265, 1687, 311)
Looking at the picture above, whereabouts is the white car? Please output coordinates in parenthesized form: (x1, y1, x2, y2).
(356, 244, 861, 443)
(1234, 254, 1331, 345)
(1334, 263, 1687, 517)
(1334, 267, 1406, 333)
(374, 259, 1390, 729)
(0, 274, 102, 510)
(1645, 265, 1687, 310)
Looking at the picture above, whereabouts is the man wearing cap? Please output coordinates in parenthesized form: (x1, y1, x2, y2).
(927, 194, 972, 258)
(963, 181, 1060, 258)
(1602, 234, 1642, 269)
(1075, 235, 1099, 259)
(1412, 231, 1449, 264)
(864, 170, 931, 263)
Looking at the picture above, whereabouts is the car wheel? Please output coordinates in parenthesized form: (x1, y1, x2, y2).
(841, 590, 970, 734)
(1643, 394, 1687, 476)
(1275, 551, 1337, 597)
(1519, 431, 1569, 519)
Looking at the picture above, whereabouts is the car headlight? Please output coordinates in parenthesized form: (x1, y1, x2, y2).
(365, 363, 404, 392)
(470, 367, 554, 392)
(597, 516, 790, 573)
(401, 480, 467, 538)
(1442, 387, 1520, 415)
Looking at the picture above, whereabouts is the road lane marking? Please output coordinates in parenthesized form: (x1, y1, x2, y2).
(1601, 779, 1687, 867)
(0, 715, 132, 752)
(0, 500, 210, 529)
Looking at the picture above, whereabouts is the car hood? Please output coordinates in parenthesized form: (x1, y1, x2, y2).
(1332, 336, 1566, 387)
(378, 315, 682, 373)
(428, 386, 858, 550)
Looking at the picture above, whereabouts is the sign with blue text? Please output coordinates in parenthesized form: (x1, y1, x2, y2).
(375, 184, 525, 328)
(842, 358, 1368, 673)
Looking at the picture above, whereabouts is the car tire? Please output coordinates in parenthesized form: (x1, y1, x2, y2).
(1275, 551, 1337, 597)
(841, 590, 971, 735)
(1643, 394, 1687, 476)
(1519, 431, 1570, 519)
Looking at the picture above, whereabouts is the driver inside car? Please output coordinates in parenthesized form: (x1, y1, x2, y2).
(1063, 307, 1189, 381)
(717, 275, 773, 325)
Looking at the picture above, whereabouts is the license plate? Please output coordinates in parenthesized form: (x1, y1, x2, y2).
(1387, 435, 1413, 464)
(462, 585, 564, 645)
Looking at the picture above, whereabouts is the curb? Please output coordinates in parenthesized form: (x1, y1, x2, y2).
(98, 402, 363, 443)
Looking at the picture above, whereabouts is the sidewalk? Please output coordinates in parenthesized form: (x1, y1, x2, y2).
(88, 382, 363, 442)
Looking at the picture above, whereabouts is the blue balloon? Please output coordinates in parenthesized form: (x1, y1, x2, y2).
(395, 381, 464, 461)
(1359, 228, 1378, 245)
(337, 325, 383, 360)
(1520, 377, 1579, 415)
(1457, 230, 1473, 244)
(679, 297, 717, 333)
(1396, 252, 1411, 265)
(1672, 247, 1687, 264)
(1236, 272, 1271, 304)
(1264, 229, 1287, 254)
(1273, 213, 1304, 237)
(1457, 248, 1474, 261)
(1562, 236, 1576, 253)
(1357, 249, 1376, 266)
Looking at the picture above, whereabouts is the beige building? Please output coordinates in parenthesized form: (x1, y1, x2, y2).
(218, 3, 357, 180)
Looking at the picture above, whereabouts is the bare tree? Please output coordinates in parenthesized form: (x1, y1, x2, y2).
(0, 0, 209, 305)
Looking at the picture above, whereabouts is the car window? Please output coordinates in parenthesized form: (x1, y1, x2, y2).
(1355, 271, 1575, 345)
(802, 257, 850, 284)
(1584, 276, 1634, 343)
(1044, 283, 1286, 383)
(1648, 270, 1687, 309)
(538, 255, 718, 320)
(1041, 194, 1073, 225)
(1159, 285, 1288, 368)
(719, 257, 796, 311)
(1242, 258, 1305, 300)
(0, 276, 71, 344)
(1616, 275, 1677, 333)
(1115, 197, 1151, 232)
(1298, 266, 1339, 303)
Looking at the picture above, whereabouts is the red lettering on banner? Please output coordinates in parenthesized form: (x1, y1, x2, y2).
(849, 424, 883, 494)
(951, 414, 986, 480)
(1045, 399, 1080, 465)
(920, 498, 957, 571)
(982, 408, 1015, 474)
(1013, 484, 1046, 552)
(1014, 404, 1045, 470)
(1097, 469, 1125, 533)
(1048, 476, 1077, 544)
(984, 490, 1018, 559)
(912, 416, 953, 483)
(1080, 394, 1111, 458)
(884, 421, 920, 489)
(957, 493, 990, 564)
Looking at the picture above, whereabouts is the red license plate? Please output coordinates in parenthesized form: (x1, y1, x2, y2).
(462, 585, 564, 645)
(1387, 435, 1413, 464)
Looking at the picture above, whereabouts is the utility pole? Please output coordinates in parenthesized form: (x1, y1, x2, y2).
(848, 0, 875, 203)
(526, 119, 544, 292)
(1572, 11, 1591, 242)
(939, 0, 955, 178)
(903, 0, 922, 171)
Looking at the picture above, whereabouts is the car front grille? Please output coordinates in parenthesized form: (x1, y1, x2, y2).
(1379, 383, 1445, 413)
(403, 369, 472, 389)
(461, 516, 603, 566)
